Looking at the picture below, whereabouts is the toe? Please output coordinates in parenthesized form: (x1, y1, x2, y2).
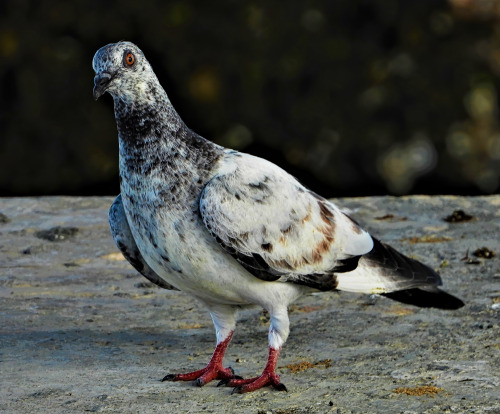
(275, 383, 288, 392)
(231, 386, 244, 395)
(193, 378, 205, 387)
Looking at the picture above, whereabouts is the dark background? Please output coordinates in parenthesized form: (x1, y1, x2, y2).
(1, 0, 499, 198)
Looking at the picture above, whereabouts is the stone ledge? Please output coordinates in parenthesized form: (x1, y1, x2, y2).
(0, 196, 499, 413)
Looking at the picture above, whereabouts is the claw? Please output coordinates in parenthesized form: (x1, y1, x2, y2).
(275, 383, 288, 392)
(217, 379, 230, 387)
(161, 374, 177, 382)
(193, 378, 204, 387)
(217, 373, 243, 387)
(226, 377, 287, 393)
(231, 386, 243, 395)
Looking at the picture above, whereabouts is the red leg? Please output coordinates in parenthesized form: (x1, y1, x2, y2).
(219, 347, 287, 393)
(162, 332, 239, 386)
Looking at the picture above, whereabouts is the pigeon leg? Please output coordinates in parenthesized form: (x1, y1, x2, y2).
(219, 308, 289, 393)
(220, 346, 287, 393)
(163, 305, 238, 386)
(162, 331, 237, 386)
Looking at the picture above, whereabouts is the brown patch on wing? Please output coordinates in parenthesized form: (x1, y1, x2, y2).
(311, 250, 322, 263)
(261, 243, 273, 252)
(301, 204, 313, 224)
(272, 255, 316, 272)
(310, 235, 334, 264)
(307, 202, 337, 264)
(227, 236, 240, 248)
(316, 239, 331, 255)
(273, 259, 295, 271)
(280, 224, 294, 245)
(319, 225, 335, 239)
(318, 200, 335, 225)
(345, 214, 362, 234)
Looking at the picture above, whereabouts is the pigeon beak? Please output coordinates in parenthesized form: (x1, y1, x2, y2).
(93, 72, 113, 100)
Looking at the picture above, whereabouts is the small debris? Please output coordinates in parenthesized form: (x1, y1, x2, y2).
(393, 385, 443, 396)
(22, 245, 46, 254)
(444, 210, 473, 223)
(101, 252, 125, 261)
(258, 409, 303, 414)
(35, 226, 79, 242)
(375, 214, 394, 220)
(375, 214, 407, 221)
(402, 235, 452, 244)
(385, 306, 415, 316)
(362, 294, 379, 306)
(439, 260, 449, 268)
(176, 323, 203, 330)
(113, 292, 131, 298)
(472, 247, 495, 259)
(135, 281, 156, 289)
(461, 249, 481, 265)
(289, 305, 322, 313)
(285, 359, 331, 373)
(0, 212, 10, 223)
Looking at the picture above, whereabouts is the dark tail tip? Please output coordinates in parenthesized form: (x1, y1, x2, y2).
(382, 288, 465, 310)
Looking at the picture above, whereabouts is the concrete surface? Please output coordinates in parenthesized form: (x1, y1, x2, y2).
(0, 196, 499, 414)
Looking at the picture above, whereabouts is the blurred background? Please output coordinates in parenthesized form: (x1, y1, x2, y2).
(1, 0, 499, 197)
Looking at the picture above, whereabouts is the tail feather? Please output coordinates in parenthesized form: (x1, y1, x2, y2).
(382, 287, 464, 310)
(336, 238, 464, 309)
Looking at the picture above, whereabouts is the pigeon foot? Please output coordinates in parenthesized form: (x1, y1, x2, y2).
(220, 372, 288, 394)
(218, 346, 286, 393)
(161, 332, 237, 386)
(162, 365, 239, 386)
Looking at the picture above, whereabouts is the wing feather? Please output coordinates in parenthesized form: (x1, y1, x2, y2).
(109, 195, 178, 290)
(199, 152, 374, 285)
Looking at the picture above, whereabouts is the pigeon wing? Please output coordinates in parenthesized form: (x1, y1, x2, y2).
(109, 195, 178, 290)
(199, 153, 374, 289)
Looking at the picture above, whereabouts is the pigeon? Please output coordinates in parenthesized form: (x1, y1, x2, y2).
(93, 41, 464, 394)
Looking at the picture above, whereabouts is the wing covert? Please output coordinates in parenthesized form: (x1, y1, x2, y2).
(199, 152, 373, 283)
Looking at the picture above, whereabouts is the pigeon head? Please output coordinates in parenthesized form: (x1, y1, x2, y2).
(92, 41, 159, 102)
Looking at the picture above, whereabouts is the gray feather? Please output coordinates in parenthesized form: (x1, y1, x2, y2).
(109, 195, 178, 290)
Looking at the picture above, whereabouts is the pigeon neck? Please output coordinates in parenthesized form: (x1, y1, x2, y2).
(114, 89, 223, 186)
(113, 88, 183, 141)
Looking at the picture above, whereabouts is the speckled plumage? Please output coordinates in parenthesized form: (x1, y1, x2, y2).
(93, 41, 464, 393)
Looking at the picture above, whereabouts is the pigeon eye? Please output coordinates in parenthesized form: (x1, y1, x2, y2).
(124, 52, 135, 67)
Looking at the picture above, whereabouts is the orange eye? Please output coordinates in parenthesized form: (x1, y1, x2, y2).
(124, 52, 135, 66)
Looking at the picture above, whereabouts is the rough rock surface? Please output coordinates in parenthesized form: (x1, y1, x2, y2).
(1, 196, 499, 414)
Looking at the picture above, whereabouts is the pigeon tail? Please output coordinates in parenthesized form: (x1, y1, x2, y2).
(382, 287, 464, 310)
(336, 238, 464, 309)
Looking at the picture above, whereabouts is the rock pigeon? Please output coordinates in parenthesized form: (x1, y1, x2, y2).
(93, 41, 464, 394)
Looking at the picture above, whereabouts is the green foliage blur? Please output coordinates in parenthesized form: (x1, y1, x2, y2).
(1, 0, 499, 196)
